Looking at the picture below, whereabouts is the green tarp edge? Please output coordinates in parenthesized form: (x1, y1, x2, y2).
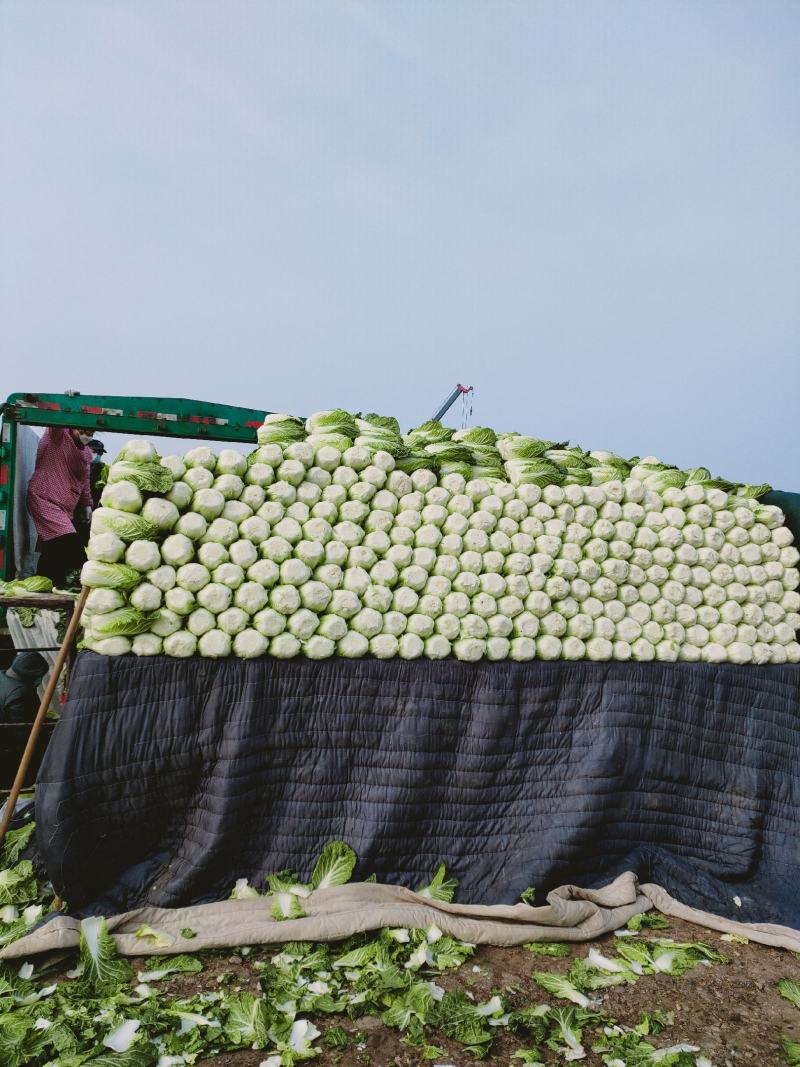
(762, 490, 800, 545)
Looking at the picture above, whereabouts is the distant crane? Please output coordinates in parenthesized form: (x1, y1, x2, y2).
(430, 383, 474, 423)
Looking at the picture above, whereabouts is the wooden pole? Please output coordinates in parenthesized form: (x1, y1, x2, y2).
(0, 585, 89, 851)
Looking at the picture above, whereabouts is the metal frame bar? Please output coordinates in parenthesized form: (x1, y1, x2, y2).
(431, 383, 473, 422)
(5, 392, 271, 442)
(0, 417, 17, 582)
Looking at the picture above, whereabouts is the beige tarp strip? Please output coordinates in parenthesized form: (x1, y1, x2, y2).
(5, 872, 800, 958)
(639, 882, 800, 951)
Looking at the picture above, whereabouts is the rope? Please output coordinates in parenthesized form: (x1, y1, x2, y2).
(461, 388, 473, 429)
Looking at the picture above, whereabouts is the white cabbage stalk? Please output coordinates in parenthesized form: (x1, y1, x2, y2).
(100, 480, 143, 514)
(234, 582, 269, 615)
(164, 631, 197, 658)
(335, 631, 367, 657)
(214, 448, 245, 476)
(149, 608, 181, 637)
(161, 455, 186, 479)
(423, 634, 450, 658)
(364, 583, 392, 612)
(103, 1019, 141, 1053)
(562, 636, 585, 660)
(142, 498, 179, 531)
(160, 534, 194, 568)
(317, 614, 348, 641)
(303, 635, 335, 659)
(203, 517, 239, 546)
(130, 583, 162, 613)
(281, 558, 311, 586)
(486, 636, 510, 660)
(83, 635, 132, 655)
(87, 533, 126, 564)
(370, 634, 399, 658)
(453, 638, 485, 661)
(270, 633, 301, 658)
(406, 613, 434, 637)
(587, 947, 627, 972)
(124, 540, 161, 573)
(351, 607, 383, 638)
(184, 445, 216, 469)
(187, 608, 216, 636)
(132, 634, 162, 656)
(510, 636, 536, 660)
(252, 607, 286, 637)
(193, 488, 225, 520)
(233, 629, 268, 658)
(197, 582, 232, 613)
(165, 587, 196, 616)
(214, 473, 244, 500)
(85, 588, 126, 613)
(176, 563, 211, 593)
(183, 466, 215, 492)
(246, 464, 274, 492)
(199, 629, 232, 658)
(197, 542, 228, 570)
(175, 512, 207, 541)
(166, 481, 193, 509)
(214, 563, 245, 589)
(217, 607, 249, 636)
(397, 632, 422, 658)
(536, 635, 561, 660)
(230, 540, 259, 569)
(223, 499, 253, 523)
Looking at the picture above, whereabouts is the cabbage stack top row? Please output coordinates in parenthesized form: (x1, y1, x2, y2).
(78, 410, 800, 664)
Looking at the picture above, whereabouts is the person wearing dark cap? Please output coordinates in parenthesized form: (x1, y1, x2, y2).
(73, 439, 107, 540)
(0, 652, 49, 724)
(87, 439, 107, 509)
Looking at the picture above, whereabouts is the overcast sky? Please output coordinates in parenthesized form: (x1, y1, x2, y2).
(1, 1, 798, 487)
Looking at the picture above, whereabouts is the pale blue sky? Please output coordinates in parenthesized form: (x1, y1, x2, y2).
(1, 1, 798, 487)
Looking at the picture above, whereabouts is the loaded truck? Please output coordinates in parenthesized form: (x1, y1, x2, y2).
(0, 388, 799, 1002)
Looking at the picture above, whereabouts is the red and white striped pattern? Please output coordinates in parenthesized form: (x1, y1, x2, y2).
(26, 428, 91, 542)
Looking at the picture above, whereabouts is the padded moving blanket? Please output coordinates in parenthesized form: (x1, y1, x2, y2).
(35, 653, 800, 928)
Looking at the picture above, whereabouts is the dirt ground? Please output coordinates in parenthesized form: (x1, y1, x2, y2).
(138, 915, 800, 1067)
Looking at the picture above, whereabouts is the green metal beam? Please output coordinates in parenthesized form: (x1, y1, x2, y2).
(5, 392, 273, 443)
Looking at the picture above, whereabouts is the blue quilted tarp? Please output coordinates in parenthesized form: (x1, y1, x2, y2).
(36, 652, 800, 926)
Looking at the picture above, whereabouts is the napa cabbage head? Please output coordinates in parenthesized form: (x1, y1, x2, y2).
(108, 460, 172, 494)
(184, 445, 217, 470)
(88, 607, 157, 638)
(86, 532, 126, 564)
(91, 508, 159, 543)
(141, 497, 179, 531)
(81, 561, 142, 590)
(116, 439, 159, 465)
(100, 480, 143, 514)
(257, 414, 306, 446)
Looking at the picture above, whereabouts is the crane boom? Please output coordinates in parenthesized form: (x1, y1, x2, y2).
(431, 383, 473, 422)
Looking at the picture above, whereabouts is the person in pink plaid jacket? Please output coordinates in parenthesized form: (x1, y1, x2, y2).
(27, 427, 95, 587)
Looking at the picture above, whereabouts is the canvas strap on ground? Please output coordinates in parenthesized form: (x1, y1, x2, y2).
(4, 872, 800, 960)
